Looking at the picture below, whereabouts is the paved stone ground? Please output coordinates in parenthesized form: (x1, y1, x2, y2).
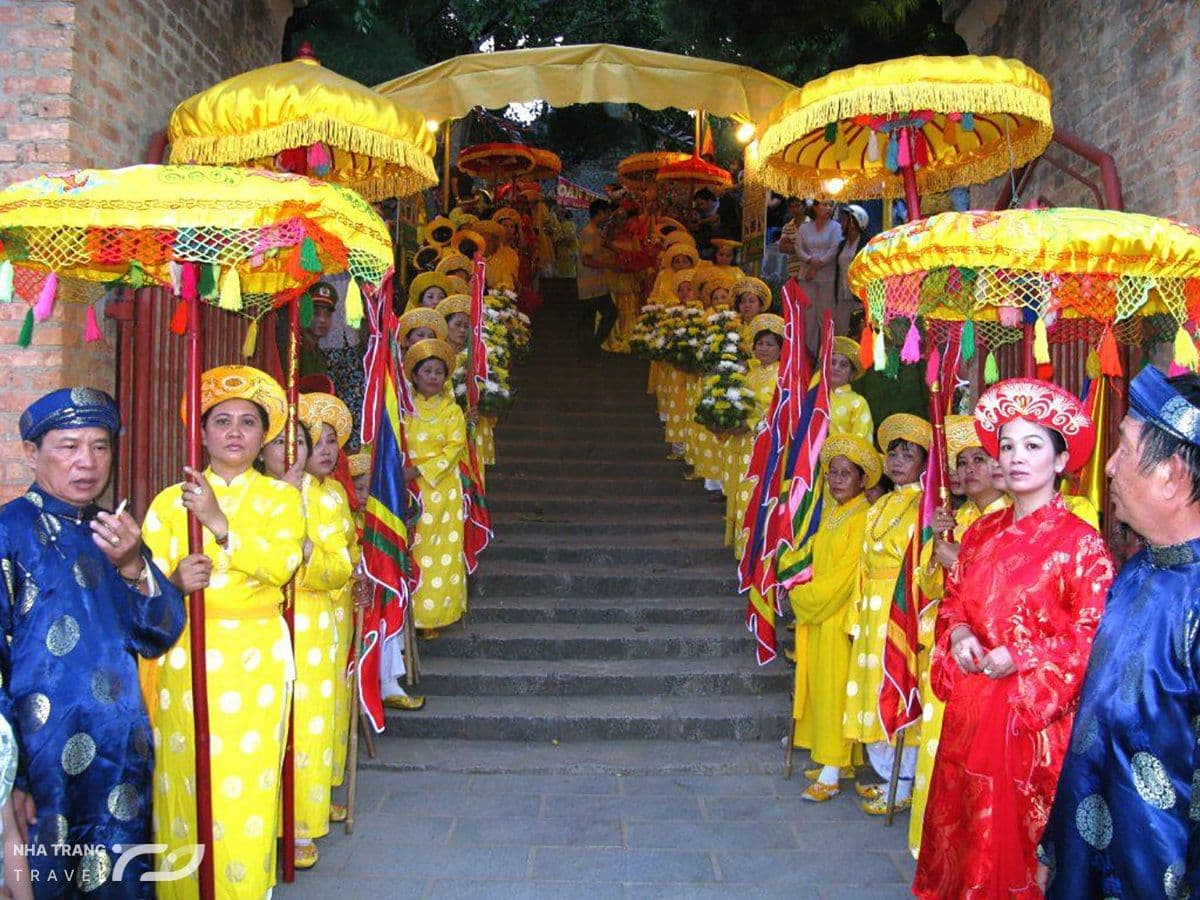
(278, 769, 916, 898)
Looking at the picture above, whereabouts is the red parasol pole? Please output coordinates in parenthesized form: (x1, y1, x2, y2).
(901, 127, 922, 222)
(183, 265, 216, 900)
(280, 297, 299, 882)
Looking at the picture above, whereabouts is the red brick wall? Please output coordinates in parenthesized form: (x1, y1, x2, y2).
(0, 0, 294, 501)
(947, 0, 1200, 222)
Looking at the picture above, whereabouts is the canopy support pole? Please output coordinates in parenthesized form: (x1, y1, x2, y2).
(901, 127, 922, 222)
(183, 268, 216, 900)
(280, 297, 300, 882)
(695, 108, 704, 155)
(442, 118, 454, 213)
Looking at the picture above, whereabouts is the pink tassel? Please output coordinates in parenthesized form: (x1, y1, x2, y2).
(897, 129, 912, 168)
(900, 319, 921, 363)
(84, 304, 103, 342)
(180, 261, 198, 300)
(307, 142, 332, 177)
(1168, 363, 1189, 377)
(33, 272, 57, 322)
(925, 347, 941, 387)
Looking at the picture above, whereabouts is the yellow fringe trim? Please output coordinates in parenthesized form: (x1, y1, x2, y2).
(760, 80, 1052, 159)
(169, 117, 438, 200)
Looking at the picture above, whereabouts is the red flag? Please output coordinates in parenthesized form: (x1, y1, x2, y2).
(461, 252, 493, 571)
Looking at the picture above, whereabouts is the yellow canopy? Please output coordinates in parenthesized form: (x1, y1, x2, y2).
(848, 208, 1200, 354)
(375, 43, 796, 127)
(0, 165, 394, 325)
(758, 55, 1053, 200)
(168, 53, 438, 201)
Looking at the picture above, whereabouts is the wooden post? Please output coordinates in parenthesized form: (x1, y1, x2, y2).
(442, 118, 454, 214)
(345, 605, 364, 835)
(280, 297, 300, 882)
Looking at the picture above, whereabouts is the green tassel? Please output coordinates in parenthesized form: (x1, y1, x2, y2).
(960, 319, 975, 362)
(197, 264, 217, 299)
(984, 350, 999, 384)
(884, 346, 900, 379)
(300, 292, 314, 329)
(300, 238, 321, 273)
(127, 260, 146, 289)
(824, 122, 838, 143)
(17, 307, 33, 347)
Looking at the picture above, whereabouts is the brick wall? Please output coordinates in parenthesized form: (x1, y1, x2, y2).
(0, 0, 294, 501)
(946, 0, 1200, 223)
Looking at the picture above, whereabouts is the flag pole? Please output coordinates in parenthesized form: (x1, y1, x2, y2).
(885, 730, 906, 827)
(183, 264, 215, 900)
(345, 604, 364, 835)
(280, 296, 300, 882)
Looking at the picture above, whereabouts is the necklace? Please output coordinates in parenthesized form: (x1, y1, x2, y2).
(823, 495, 866, 532)
(869, 490, 920, 543)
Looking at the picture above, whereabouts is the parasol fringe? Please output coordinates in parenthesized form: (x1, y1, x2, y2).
(169, 117, 438, 200)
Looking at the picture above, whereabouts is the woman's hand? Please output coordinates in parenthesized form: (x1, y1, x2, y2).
(352, 572, 373, 609)
(466, 408, 480, 426)
(181, 467, 229, 538)
(949, 626, 985, 674)
(402, 465, 420, 483)
(282, 458, 305, 490)
(931, 507, 957, 534)
(979, 645, 1016, 679)
(171, 553, 213, 594)
(932, 538, 961, 569)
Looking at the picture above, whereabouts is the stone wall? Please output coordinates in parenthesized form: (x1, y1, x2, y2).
(945, 0, 1199, 223)
(0, 0, 294, 501)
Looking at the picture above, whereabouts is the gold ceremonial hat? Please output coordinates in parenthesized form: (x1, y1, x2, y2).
(403, 338, 456, 383)
(299, 391, 353, 448)
(185, 365, 287, 443)
(397, 307, 449, 342)
(820, 433, 882, 489)
(878, 412, 932, 452)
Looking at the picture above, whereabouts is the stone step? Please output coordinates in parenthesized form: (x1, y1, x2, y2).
(461, 594, 740, 625)
(490, 516, 730, 537)
(501, 421, 665, 440)
(492, 439, 671, 460)
(470, 561, 734, 598)
(485, 474, 706, 499)
(363, 737, 790, 775)
(418, 656, 790, 697)
(382, 695, 789, 742)
(488, 536, 724, 567)
(489, 458, 685, 478)
(485, 494, 713, 518)
(418, 622, 753, 661)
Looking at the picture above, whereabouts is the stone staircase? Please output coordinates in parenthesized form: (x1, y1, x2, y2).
(372, 279, 790, 774)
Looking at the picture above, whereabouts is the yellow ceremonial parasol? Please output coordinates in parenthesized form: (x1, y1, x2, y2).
(0, 162, 395, 899)
(526, 148, 562, 182)
(618, 150, 691, 193)
(457, 142, 536, 185)
(168, 43, 437, 201)
(757, 55, 1053, 217)
(847, 207, 1200, 378)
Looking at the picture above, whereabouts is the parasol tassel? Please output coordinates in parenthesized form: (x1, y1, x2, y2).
(180, 261, 198, 300)
(873, 327, 886, 371)
(913, 130, 930, 167)
(33, 272, 57, 322)
(925, 347, 941, 387)
(824, 122, 838, 144)
(84, 304, 103, 343)
(833, 124, 850, 163)
(299, 291, 314, 328)
(242, 318, 259, 358)
(307, 142, 332, 177)
(865, 130, 881, 163)
(885, 346, 900, 379)
(885, 132, 900, 173)
(1098, 327, 1123, 377)
(169, 298, 189, 335)
(1033, 316, 1050, 365)
(17, 307, 34, 347)
(900, 319, 921, 363)
(943, 116, 960, 150)
(169, 261, 183, 297)
(984, 350, 999, 385)
(859, 324, 874, 370)
(300, 237, 322, 273)
(197, 264, 217, 299)
(961, 112, 975, 132)
(0, 260, 13, 302)
(218, 266, 242, 311)
(960, 318, 976, 362)
(1085, 348, 1101, 380)
(1173, 325, 1199, 371)
(344, 277, 364, 328)
(896, 130, 912, 169)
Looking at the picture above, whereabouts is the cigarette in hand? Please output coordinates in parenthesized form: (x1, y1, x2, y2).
(114, 498, 129, 518)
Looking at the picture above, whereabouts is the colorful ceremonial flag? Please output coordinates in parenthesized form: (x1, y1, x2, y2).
(357, 289, 419, 732)
(1070, 372, 1110, 516)
(775, 313, 835, 590)
(461, 253, 493, 572)
(738, 279, 811, 664)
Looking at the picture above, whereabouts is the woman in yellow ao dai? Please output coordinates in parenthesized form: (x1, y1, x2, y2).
(285, 393, 355, 858)
(647, 241, 699, 409)
(828, 336, 874, 442)
(662, 269, 702, 454)
(142, 366, 304, 899)
(843, 413, 930, 815)
(404, 339, 469, 636)
(907, 416, 1009, 855)
(782, 434, 881, 801)
(684, 272, 736, 483)
(725, 312, 783, 555)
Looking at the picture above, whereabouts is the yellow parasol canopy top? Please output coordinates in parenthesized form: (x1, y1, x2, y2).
(848, 207, 1200, 367)
(0, 165, 395, 336)
(758, 55, 1053, 200)
(526, 148, 562, 182)
(168, 45, 437, 201)
(617, 151, 691, 192)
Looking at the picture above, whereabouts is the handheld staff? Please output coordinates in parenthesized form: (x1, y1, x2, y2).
(345, 604, 365, 835)
(279, 297, 300, 882)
